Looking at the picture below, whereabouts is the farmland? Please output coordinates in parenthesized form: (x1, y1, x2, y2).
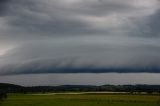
(0, 93, 160, 106)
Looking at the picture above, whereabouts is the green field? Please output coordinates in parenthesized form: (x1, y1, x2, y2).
(0, 93, 160, 106)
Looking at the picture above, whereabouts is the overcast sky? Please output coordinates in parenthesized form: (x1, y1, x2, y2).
(1, 73, 160, 86)
(0, 0, 160, 76)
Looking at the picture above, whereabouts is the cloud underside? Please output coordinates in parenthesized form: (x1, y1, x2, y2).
(0, 0, 160, 75)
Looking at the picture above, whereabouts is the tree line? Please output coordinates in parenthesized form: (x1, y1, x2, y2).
(0, 83, 160, 94)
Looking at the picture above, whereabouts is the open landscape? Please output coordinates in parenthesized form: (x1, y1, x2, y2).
(1, 0, 160, 106)
(1, 93, 160, 106)
(0, 83, 160, 106)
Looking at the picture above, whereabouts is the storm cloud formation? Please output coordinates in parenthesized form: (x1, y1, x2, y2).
(0, 0, 160, 75)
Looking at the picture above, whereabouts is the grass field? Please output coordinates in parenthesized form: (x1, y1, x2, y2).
(0, 93, 160, 106)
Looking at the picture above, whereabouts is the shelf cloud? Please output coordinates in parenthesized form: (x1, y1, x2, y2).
(0, 0, 160, 75)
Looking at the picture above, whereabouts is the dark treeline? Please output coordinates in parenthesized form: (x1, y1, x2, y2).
(0, 83, 160, 94)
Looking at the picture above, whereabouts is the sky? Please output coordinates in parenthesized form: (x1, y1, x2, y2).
(1, 73, 160, 86)
(0, 0, 160, 81)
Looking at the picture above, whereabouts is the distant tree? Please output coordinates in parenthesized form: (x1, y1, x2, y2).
(0, 92, 7, 101)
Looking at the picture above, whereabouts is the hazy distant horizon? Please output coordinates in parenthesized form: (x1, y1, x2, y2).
(0, 73, 160, 86)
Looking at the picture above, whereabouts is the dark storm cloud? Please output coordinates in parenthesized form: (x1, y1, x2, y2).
(0, 37, 160, 75)
(0, 0, 11, 16)
(0, 0, 160, 75)
(130, 9, 160, 37)
(0, 0, 149, 36)
(147, 9, 160, 37)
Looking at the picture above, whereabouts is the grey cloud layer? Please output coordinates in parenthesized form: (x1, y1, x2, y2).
(1, 0, 159, 37)
(146, 9, 160, 37)
(0, 0, 160, 75)
(0, 0, 10, 16)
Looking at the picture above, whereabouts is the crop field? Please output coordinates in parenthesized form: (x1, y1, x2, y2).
(0, 93, 160, 106)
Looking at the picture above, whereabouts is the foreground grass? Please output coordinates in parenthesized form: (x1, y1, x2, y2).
(1, 93, 160, 106)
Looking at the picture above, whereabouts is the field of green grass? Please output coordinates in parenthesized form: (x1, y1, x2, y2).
(0, 93, 160, 106)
